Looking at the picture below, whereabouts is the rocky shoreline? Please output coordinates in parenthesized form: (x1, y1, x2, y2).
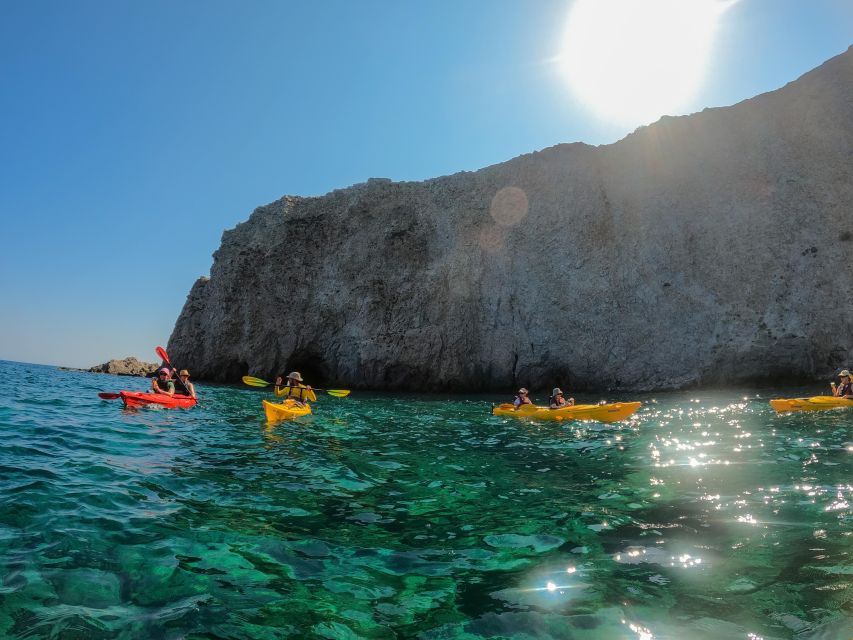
(60, 357, 160, 377)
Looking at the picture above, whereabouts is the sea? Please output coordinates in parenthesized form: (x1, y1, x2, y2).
(0, 359, 850, 639)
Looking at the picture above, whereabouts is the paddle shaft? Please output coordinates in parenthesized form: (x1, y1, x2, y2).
(241, 376, 349, 396)
(276, 384, 349, 397)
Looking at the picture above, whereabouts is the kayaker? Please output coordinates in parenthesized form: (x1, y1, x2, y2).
(274, 371, 317, 407)
(549, 388, 575, 409)
(513, 388, 533, 409)
(177, 369, 196, 399)
(151, 367, 176, 396)
(831, 369, 853, 398)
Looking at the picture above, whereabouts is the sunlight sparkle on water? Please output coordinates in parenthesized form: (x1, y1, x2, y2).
(622, 620, 655, 640)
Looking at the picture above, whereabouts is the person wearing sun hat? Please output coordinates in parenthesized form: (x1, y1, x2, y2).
(549, 387, 575, 409)
(151, 367, 176, 396)
(513, 387, 533, 409)
(274, 371, 317, 407)
(177, 369, 196, 399)
(830, 370, 853, 398)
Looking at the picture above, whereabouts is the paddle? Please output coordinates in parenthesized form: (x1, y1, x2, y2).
(155, 346, 192, 396)
(98, 392, 121, 400)
(241, 375, 350, 397)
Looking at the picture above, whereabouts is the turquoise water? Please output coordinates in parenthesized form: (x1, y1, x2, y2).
(0, 360, 850, 639)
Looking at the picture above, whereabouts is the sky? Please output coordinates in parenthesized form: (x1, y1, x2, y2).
(2, 0, 852, 368)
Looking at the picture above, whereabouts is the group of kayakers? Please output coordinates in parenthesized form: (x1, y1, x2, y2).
(151, 366, 197, 399)
(148, 365, 315, 407)
(508, 369, 853, 412)
(140, 359, 853, 417)
(513, 387, 576, 410)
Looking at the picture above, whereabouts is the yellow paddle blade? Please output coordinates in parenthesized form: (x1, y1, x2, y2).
(326, 389, 350, 397)
(242, 376, 270, 387)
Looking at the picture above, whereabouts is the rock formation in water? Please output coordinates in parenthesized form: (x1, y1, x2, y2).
(85, 357, 159, 377)
(168, 47, 853, 391)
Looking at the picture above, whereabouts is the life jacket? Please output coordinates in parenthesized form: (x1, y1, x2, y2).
(277, 383, 317, 403)
(154, 378, 175, 393)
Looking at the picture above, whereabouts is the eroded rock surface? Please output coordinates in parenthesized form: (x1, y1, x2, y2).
(86, 357, 159, 377)
(168, 47, 853, 391)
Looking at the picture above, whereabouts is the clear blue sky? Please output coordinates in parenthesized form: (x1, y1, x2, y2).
(2, 0, 852, 368)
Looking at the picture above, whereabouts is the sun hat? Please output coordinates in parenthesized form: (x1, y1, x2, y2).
(518, 388, 528, 394)
(178, 369, 190, 377)
(158, 367, 170, 375)
(840, 370, 851, 377)
(552, 388, 563, 396)
(287, 371, 303, 382)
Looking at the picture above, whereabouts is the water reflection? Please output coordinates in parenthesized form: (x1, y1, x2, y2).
(1, 365, 851, 638)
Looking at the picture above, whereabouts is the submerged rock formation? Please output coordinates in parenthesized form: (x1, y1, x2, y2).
(169, 47, 853, 391)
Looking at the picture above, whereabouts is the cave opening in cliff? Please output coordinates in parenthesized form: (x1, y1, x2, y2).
(285, 351, 330, 387)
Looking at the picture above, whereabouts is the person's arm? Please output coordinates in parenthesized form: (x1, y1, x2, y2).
(831, 381, 839, 396)
(151, 378, 159, 393)
(306, 386, 316, 402)
(164, 380, 175, 397)
(274, 377, 289, 396)
(187, 382, 196, 399)
(567, 397, 575, 406)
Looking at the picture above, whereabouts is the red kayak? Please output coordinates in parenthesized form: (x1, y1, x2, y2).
(119, 391, 197, 409)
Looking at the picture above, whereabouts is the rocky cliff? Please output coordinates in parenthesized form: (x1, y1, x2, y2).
(169, 47, 853, 392)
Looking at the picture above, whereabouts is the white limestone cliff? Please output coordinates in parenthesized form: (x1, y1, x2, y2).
(168, 47, 853, 391)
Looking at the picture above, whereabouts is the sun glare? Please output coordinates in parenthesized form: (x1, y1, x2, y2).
(561, 0, 734, 126)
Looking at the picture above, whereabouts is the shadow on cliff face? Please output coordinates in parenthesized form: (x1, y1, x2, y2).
(283, 351, 329, 386)
(224, 360, 248, 382)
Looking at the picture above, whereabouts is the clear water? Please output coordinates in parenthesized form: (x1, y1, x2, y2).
(0, 360, 850, 639)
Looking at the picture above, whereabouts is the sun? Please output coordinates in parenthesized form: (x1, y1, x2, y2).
(561, 0, 734, 126)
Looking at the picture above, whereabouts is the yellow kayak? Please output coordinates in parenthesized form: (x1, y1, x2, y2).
(263, 399, 312, 422)
(492, 401, 641, 423)
(770, 396, 853, 413)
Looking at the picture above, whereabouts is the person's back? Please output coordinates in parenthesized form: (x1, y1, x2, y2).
(275, 371, 317, 405)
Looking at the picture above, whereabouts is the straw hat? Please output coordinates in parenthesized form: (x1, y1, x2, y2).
(552, 388, 563, 396)
(839, 369, 851, 377)
(287, 371, 303, 382)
